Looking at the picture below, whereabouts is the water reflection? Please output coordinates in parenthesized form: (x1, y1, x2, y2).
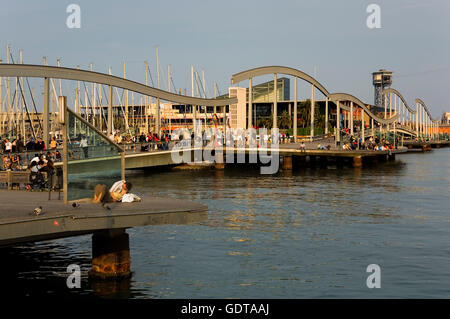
(0, 239, 145, 299)
(3, 149, 450, 298)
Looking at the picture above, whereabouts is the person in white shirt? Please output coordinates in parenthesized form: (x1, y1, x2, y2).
(109, 180, 129, 194)
(80, 136, 88, 158)
(110, 179, 133, 198)
(4, 139, 12, 153)
(30, 155, 40, 164)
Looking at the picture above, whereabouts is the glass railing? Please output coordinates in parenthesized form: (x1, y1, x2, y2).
(66, 109, 123, 201)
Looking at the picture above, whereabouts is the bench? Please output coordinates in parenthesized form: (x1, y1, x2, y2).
(0, 170, 43, 190)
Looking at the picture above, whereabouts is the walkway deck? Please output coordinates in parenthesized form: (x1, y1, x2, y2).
(0, 190, 207, 247)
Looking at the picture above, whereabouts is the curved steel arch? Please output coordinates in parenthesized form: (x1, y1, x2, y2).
(328, 93, 398, 125)
(0, 64, 236, 106)
(390, 127, 416, 136)
(231, 65, 330, 97)
(415, 98, 439, 123)
(382, 88, 417, 114)
(231, 65, 399, 125)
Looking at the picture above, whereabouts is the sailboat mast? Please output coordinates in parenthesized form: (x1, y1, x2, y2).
(202, 70, 206, 98)
(144, 61, 149, 134)
(156, 46, 160, 136)
(90, 63, 95, 126)
(214, 80, 217, 116)
(156, 47, 160, 89)
(19, 50, 25, 140)
(77, 65, 81, 115)
(6, 44, 12, 133)
(168, 64, 171, 93)
(123, 61, 129, 130)
(0, 58, 3, 135)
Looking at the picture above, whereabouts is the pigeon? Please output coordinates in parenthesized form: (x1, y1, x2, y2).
(72, 202, 80, 208)
(33, 206, 43, 216)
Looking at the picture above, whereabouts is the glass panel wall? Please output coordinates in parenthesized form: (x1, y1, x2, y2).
(67, 110, 122, 201)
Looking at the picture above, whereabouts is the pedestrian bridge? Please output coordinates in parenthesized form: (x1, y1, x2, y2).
(0, 63, 441, 144)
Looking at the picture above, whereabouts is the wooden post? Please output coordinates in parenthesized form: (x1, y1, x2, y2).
(121, 151, 126, 181)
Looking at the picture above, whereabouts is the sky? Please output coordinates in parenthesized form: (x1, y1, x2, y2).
(0, 0, 449, 118)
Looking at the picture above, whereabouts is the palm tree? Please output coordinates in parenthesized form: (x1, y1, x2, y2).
(278, 111, 292, 129)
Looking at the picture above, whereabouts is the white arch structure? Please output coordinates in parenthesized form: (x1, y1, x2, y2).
(382, 88, 440, 140)
(0, 64, 237, 145)
(231, 66, 398, 143)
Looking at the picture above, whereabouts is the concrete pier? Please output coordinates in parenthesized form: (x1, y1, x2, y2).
(352, 156, 363, 168)
(282, 156, 293, 170)
(336, 157, 344, 168)
(402, 140, 449, 152)
(215, 152, 225, 170)
(90, 229, 131, 279)
(0, 190, 208, 278)
(319, 156, 328, 168)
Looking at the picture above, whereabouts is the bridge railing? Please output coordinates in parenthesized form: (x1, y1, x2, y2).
(64, 105, 124, 203)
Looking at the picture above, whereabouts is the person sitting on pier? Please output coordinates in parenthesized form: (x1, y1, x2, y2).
(343, 143, 352, 151)
(2, 154, 11, 170)
(49, 137, 57, 150)
(299, 142, 306, 152)
(28, 161, 45, 190)
(35, 138, 45, 151)
(10, 154, 21, 171)
(140, 143, 149, 152)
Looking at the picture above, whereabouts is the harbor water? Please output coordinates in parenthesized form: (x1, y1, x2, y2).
(2, 148, 450, 298)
